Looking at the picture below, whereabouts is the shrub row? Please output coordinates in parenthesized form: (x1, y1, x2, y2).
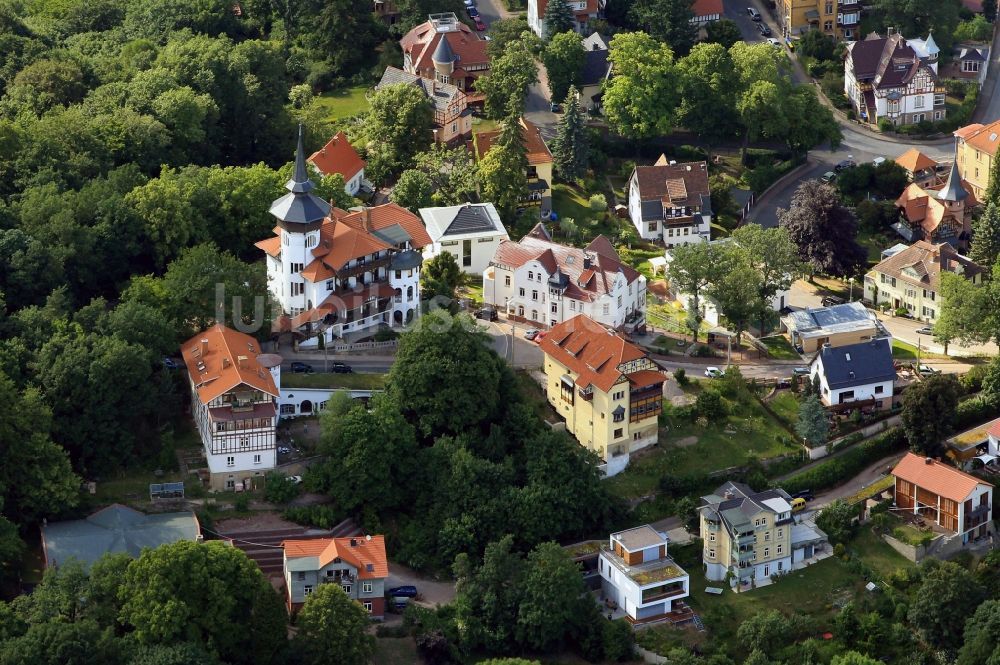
(282, 505, 344, 530)
(781, 427, 906, 494)
(954, 393, 1000, 430)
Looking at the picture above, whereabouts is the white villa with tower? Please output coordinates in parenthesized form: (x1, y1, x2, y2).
(255, 127, 431, 347)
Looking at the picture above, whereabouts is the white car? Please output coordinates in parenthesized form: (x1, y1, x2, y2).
(705, 367, 724, 378)
(767, 38, 782, 48)
(287, 475, 303, 484)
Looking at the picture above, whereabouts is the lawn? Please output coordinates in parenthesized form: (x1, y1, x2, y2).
(550, 183, 627, 245)
(759, 335, 801, 360)
(647, 301, 709, 338)
(768, 391, 800, 427)
(858, 230, 895, 264)
(471, 116, 499, 134)
(280, 372, 387, 390)
(314, 85, 371, 122)
(849, 528, 915, 579)
(891, 338, 946, 360)
(94, 468, 190, 503)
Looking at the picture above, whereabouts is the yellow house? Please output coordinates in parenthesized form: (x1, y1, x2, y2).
(538, 315, 663, 477)
(778, 0, 860, 40)
(955, 119, 1000, 199)
(473, 116, 553, 208)
(864, 240, 984, 322)
(699, 481, 828, 588)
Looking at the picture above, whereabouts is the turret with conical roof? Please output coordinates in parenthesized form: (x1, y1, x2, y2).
(432, 35, 456, 78)
(937, 159, 968, 204)
(269, 125, 331, 230)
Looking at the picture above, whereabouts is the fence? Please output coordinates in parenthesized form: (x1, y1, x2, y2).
(328, 340, 397, 353)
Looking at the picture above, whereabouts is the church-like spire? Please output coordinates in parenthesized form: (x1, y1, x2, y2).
(269, 125, 331, 226)
(286, 123, 315, 194)
(937, 139, 968, 203)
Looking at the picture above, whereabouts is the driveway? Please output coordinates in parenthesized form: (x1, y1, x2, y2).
(386, 562, 456, 606)
(808, 452, 905, 511)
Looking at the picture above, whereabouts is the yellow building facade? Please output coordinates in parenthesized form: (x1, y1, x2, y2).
(538, 315, 663, 477)
(778, 0, 860, 40)
(954, 119, 1000, 200)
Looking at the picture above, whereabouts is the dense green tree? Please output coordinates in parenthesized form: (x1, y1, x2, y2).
(708, 264, 758, 343)
(118, 541, 286, 665)
(550, 87, 589, 181)
(305, 0, 385, 75)
(516, 543, 592, 652)
(730, 224, 801, 329)
(479, 118, 528, 218)
(908, 560, 986, 652)
(454, 535, 523, 653)
(816, 499, 856, 544)
(543, 0, 575, 38)
(603, 32, 677, 139)
(796, 395, 829, 448)
(779, 180, 867, 277)
(0, 517, 23, 585)
(0, 619, 119, 665)
(124, 643, 223, 665)
(391, 169, 435, 211)
(412, 143, 479, 205)
(837, 162, 909, 204)
(476, 37, 539, 120)
(675, 43, 738, 152)
(971, 200, 1000, 268)
(704, 19, 742, 48)
(798, 30, 838, 61)
(873, 0, 960, 54)
(737, 610, 791, 657)
(421, 250, 463, 302)
(831, 652, 884, 665)
(292, 584, 374, 665)
(901, 373, 960, 457)
(542, 32, 584, 103)
(362, 83, 434, 184)
(782, 85, 841, 155)
(667, 241, 733, 340)
(629, 0, 696, 55)
(957, 599, 1000, 665)
(985, 148, 1000, 205)
(486, 17, 536, 59)
(934, 269, 992, 352)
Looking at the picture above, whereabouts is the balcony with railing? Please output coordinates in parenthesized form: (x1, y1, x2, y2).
(640, 581, 687, 604)
(837, 11, 859, 24)
(964, 504, 991, 531)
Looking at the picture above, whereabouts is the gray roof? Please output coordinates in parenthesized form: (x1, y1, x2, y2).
(791, 521, 828, 548)
(784, 301, 876, 336)
(420, 203, 507, 241)
(270, 125, 332, 225)
(937, 160, 969, 202)
(958, 47, 986, 62)
(700, 482, 794, 532)
(580, 49, 611, 87)
(611, 525, 666, 551)
(372, 223, 412, 246)
(432, 36, 455, 64)
(377, 66, 463, 117)
(390, 249, 424, 270)
(813, 338, 895, 389)
(41, 504, 200, 569)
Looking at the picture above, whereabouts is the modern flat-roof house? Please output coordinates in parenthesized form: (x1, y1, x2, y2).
(864, 241, 984, 322)
(538, 315, 663, 476)
(699, 482, 828, 589)
(400, 13, 490, 93)
(308, 131, 367, 196)
(598, 525, 690, 625)
(484, 225, 646, 330)
(844, 32, 944, 127)
(418, 202, 509, 275)
(782, 301, 885, 353)
(377, 66, 473, 146)
(41, 504, 200, 569)
(892, 453, 993, 545)
(181, 324, 280, 490)
(809, 338, 896, 412)
(627, 157, 712, 247)
(282, 535, 388, 617)
(893, 162, 977, 250)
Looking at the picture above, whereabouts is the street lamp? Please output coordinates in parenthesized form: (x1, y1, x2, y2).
(848, 277, 855, 303)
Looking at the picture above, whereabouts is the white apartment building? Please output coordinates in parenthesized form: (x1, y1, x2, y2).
(598, 525, 690, 624)
(419, 202, 509, 275)
(483, 224, 646, 330)
(627, 158, 712, 247)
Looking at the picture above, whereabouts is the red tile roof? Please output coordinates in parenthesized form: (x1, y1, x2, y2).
(474, 117, 552, 165)
(255, 235, 281, 258)
(283, 535, 388, 579)
(400, 17, 489, 75)
(308, 132, 365, 181)
(691, 0, 723, 17)
(538, 315, 658, 393)
(892, 452, 991, 503)
(989, 419, 1000, 440)
(895, 182, 977, 237)
(955, 118, 1000, 156)
(180, 324, 278, 404)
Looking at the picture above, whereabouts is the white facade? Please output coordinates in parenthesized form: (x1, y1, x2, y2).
(419, 203, 510, 275)
(809, 355, 894, 408)
(627, 168, 712, 247)
(528, 0, 598, 37)
(598, 527, 690, 623)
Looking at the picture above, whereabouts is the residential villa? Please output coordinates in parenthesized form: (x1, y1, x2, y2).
(484, 225, 646, 330)
(699, 482, 829, 589)
(418, 202, 509, 275)
(864, 241, 984, 322)
(809, 338, 896, 412)
(893, 162, 977, 249)
(942, 43, 991, 88)
(181, 324, 280, 490)
(954, 117, 1000, 199)
(578, 38, 611, 112)
(538, 315, 663, 476)
(308, 131, 367, 196)
(473, 117, 553, 210)
(892, 453, 993, 545)
(782, 301, 885, 354)
(41, 505, 200, 569)
(527, 0, 603, 38)
(844, 32, 945, 126)
(255, 128, 430, 344)
(777, 0, 860, 40)
(598, 525, 691, 625)
(377, 66, 473, 145)
(400, 13, 490, 92)
(627, 157, 712, 247)
(894, 148, 939, 184)
(282, 534, 388, 617)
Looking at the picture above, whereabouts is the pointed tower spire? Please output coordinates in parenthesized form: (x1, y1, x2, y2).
(269, 125, 330, 227)
(286, 124, 315, 194)
(937, 138, 968, 203)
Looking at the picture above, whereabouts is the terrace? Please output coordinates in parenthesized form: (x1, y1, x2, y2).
(600, 543, 688, 588)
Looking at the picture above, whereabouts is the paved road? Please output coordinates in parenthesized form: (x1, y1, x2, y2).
(808, 452, 905, 511)
(386, 562, 456, 606)
(972, 24, 1000, 123)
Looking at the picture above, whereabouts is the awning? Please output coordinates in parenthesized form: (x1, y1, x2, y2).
(975, 453, 998, 465)
(561, 374, 575, 387)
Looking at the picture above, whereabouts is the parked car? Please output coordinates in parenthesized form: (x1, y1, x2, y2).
(534, 331, 548, 343)
(162, 357, 181, 370)
(792, 366, 811, 376)
(475, 306, 498, 321)
(331, 362, 353, 373)
(767, 37, 781, 48)
(872, 157, 886, 167)
(747, 7, 761, 20)
(821, 171, 836, 183)
(388, 586, 418, 598)
(290, 361, 314, 374)
(466, 5, 478, 17)
(835, 158, 857, 172)
(918, 364, 940, 376)
(278, 446, 292, 455)
(523, 329, 540, 340)
(463, 0, 474, 5)
(821, 295, 845, 307)
(791, 497, 807, 512)
(792, 490, 815, 501)
(757, 22, 771, 36)
(474, 16, 486, 30)
(915, 326, 933, 335)
(287, 475, 302, 484)
(550, 102, 562, 113)
(705, 367, 724, 378)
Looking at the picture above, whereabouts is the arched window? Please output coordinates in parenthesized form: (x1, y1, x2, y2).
(305, 234, 318, 248)
(407, 286, 414, 301)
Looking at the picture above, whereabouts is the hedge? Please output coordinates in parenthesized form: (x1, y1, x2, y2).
(953, 393, 1000, 430)
(780, 428, 906, 494)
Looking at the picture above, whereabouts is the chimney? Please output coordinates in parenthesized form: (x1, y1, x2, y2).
(222, 357, 231, 369)
(363, 207, 372, 232)
(200, 338, 209, 355)
(350, 538, 357, 547)
(924, 457, 933, 464)
(887, 26, 895, 36)
(237, 355, 249, 369)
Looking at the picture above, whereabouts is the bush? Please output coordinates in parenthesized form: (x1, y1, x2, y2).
(602, 619, 635, 662)
(374, 327, 399, 342)
(673, 368, 688, 386)
(954, 394, 1000, 429)
(233, 494, 250, 512)
(264, 471, 300, 504)
(783, 428, 906, 494)
(696, 389, 726, 420)
(877, 117, 893, 132)
(955, 15, 993, 42)
(960, 365, 986, 393)
(283, 505, 343, 529)
(589, 193, 608, 212)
